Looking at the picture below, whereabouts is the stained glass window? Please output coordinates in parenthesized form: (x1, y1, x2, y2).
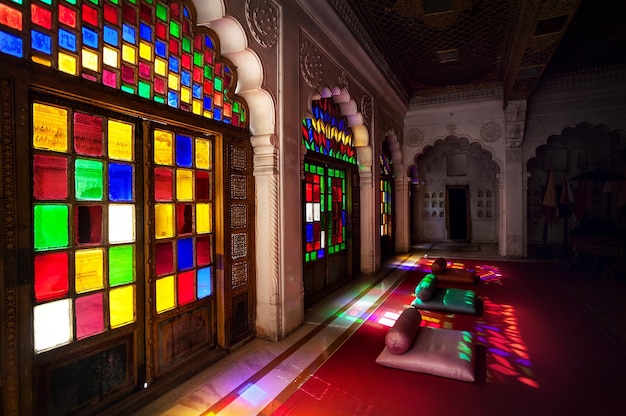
(380, 146, 393, 237)
(301, 97, 356, 164)
(32, 101, 137, 353)
(0, 0, 246, 127)
(303, 162, 347, 262)
(153, 128, 214, 314)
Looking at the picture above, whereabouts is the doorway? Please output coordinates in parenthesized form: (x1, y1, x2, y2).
(447, 186, 470, 241)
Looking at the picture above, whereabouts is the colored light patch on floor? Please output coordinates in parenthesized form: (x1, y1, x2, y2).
(476, 264, 503, 285)
(475, 298, 538, 388)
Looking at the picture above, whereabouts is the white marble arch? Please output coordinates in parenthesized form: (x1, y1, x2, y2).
(384, 129, 411, 253)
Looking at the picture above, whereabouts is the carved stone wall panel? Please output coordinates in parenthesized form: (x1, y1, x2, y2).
(300, 39, 323, 89)
(245, 0, 278, 48)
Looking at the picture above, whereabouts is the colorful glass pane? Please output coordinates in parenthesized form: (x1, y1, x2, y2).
(196, 203, 211, 233)
(75, 158, 103, 200)
(75, 205, 103, 245)
(34, 299, 72, 352)
(177, 270, 195, 305)
(75, 293, 105, 339)
(109, 245, 135, 286)
(75, 248, 104, 293)
(197, 267, 212, 298)
(175, 169, 193, 201)
(156, 275, 175, 313)
(34, 252, 69, 301)
(34, 204, 69, 250)
(109, 204, 135, 243)
(74, 112, 103, 156)
(109, 285, 135, 328)
(33, 154, 68, 200)
(109, 163, 133, 201)
(155, 203, 174, 238)
(33, 102, 68, 152)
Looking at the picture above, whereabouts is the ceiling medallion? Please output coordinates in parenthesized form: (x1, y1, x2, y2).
(391, 0, 473, 29)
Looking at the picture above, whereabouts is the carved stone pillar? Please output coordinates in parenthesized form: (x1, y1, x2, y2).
(250, 134, 284, 341)
(394, 175, 411, 253)
(359, 168, 376, 274)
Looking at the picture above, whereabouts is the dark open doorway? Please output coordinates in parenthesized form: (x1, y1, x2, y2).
(447, 186, 470, 241)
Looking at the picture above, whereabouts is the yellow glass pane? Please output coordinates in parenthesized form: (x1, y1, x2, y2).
(154, 58, 166, 76)
(109, 285, 135, 328)
(203, 110, 213, 119)
(156, 275, 176, 313)
(82, 48, 99, 71)
(33, 103, 68, 152)
(75, 248, 104, 293)
(196, 203, 211, 233)
(192, 99, 202, 115)
(103, 46, 118, 68)
(32, 56, 51, 66)
(155, 203, 174, 238)
(176, 169, 193, 201)
(168, 73, 179, 90)
(108, 119, 134, 161)
(195, 138, 211, 169)
(58, 52, 77, 75)
(139, 41, 152, 61)
(154, 129, 173, 165)
(181, 87, 191, 104)
(122, 44, 137, 64)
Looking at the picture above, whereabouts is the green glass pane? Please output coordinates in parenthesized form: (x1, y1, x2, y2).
(311, 252, 317, 261)
(121, 85, 135, 94)
(156, 3, 167, 20)
(233, 102, 239, 112)
(316, 166, 323, 175)
(305, 253, 310, 262)
(75, 159, 103, 201)
(203, 64, 212, 79)
(154, 96, 165, 104)
(194, 52, 203, 67)
(169, 21, 180, 38)
(109, 245, 135, 286)
(64, 0, 77, 4)
(88, 0, 99, 4)
(138, 81, 151, 98)
(126, 0, 136, 3)
(108, 0, 119, 4)
(214, 78, 223, 92)
(40, 0, 52, 4)
(34, 205, 69, 250)
(182, 37, 191, 53)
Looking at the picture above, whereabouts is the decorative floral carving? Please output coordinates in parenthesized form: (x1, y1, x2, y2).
(300, 40, 323, 88)
(361, 94, 372, 126)
(405, 128, 424, 147)
(245, 0, 278, 48)
(481, 121, 502, 142)
(338, 71, 349, 89)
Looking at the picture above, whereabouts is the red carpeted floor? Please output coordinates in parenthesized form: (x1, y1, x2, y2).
(270, 260, 626, 416)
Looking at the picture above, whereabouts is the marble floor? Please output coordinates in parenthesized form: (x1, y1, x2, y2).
(133, 245, 501, 416)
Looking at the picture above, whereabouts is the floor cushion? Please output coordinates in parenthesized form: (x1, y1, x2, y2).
(411, 287, 477, 315)
(376, 326, 475, 382)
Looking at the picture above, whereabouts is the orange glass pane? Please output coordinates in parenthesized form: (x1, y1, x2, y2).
(33, 103, 68, 152)
(154, 203, 174, 238)
(108, 119, 134, 161)
(75, 248, 104, 293)
(0, 4, 22, 31)
(154, 130, 173, 165)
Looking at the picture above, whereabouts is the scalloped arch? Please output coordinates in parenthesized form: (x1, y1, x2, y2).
(194, 0, 275, 137)
(414, 135, 502, 172)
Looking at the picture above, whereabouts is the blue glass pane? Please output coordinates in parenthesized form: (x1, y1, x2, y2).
(104, 26, 118, 46)
(317, 249, 325, 259)
(139, 23, 152, 41)
(177, 238, 194, 270)
(167, 91, 179, 107)
(0, 31, 22, 58)
(203, 96, 212, 110)
(108, 163, 133, 202)
(122, 24, 136, 45)
(181, 70, 191, 87)
(155, 40, 166, 58)
(183, 6, 190, 18)
(168, 56, 179, 73)
(205, 36, 213, 49)
(214, 107, 222, 121)
(306, 224, 314, 242)
(192, 84, 202, 99)
(82, 27, 98, 49)
(31, 30, 52, 54)
(197, 267, 212, 298)
(175, 135, 193, 167)
(58, 29, 76, 52)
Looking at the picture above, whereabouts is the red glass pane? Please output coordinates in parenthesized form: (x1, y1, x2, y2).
(169, 39, 179, 55)
(306, 183, 312, 202)
(33, 154, 68, 200)
(194, 34, 202, 50)
(182, 54, 192, 70)
(140, 4, 152, 23)
(203, 80, 213, 95)
(103, 69, 117, 88)
(154, 167, 173, 201)
(313, 184, 320, 202)
(34, 252, 69, 302)
(215, 63, 222, 77)
(205, 50, 214, 65)
(139, 62, 151, 79)
(122, 3, 136, 24)
(195, 171, 210, 200)
(183, 20, 190, 36)
(0, 4, 22, 31)
(192, 67, 202, 82)
(74, 112, 103, 156)
(75, 293, 105, 339)
(177, 270, 195, 305)
(75, 205, 103, 245)
(58, 4, 77, 28)
(122, 65, 135, 84)
(155, 242, 174, 276)
(176, 204, 193, 235)
(170, 3, 180, 19)
(82, 4, 99, 27)
(104, 4, 118, 24)
(156, 22, 167, 39)
(31, 4, 52, 30)
(154, 77, 165, 94)
(196, 236, 211, 266)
